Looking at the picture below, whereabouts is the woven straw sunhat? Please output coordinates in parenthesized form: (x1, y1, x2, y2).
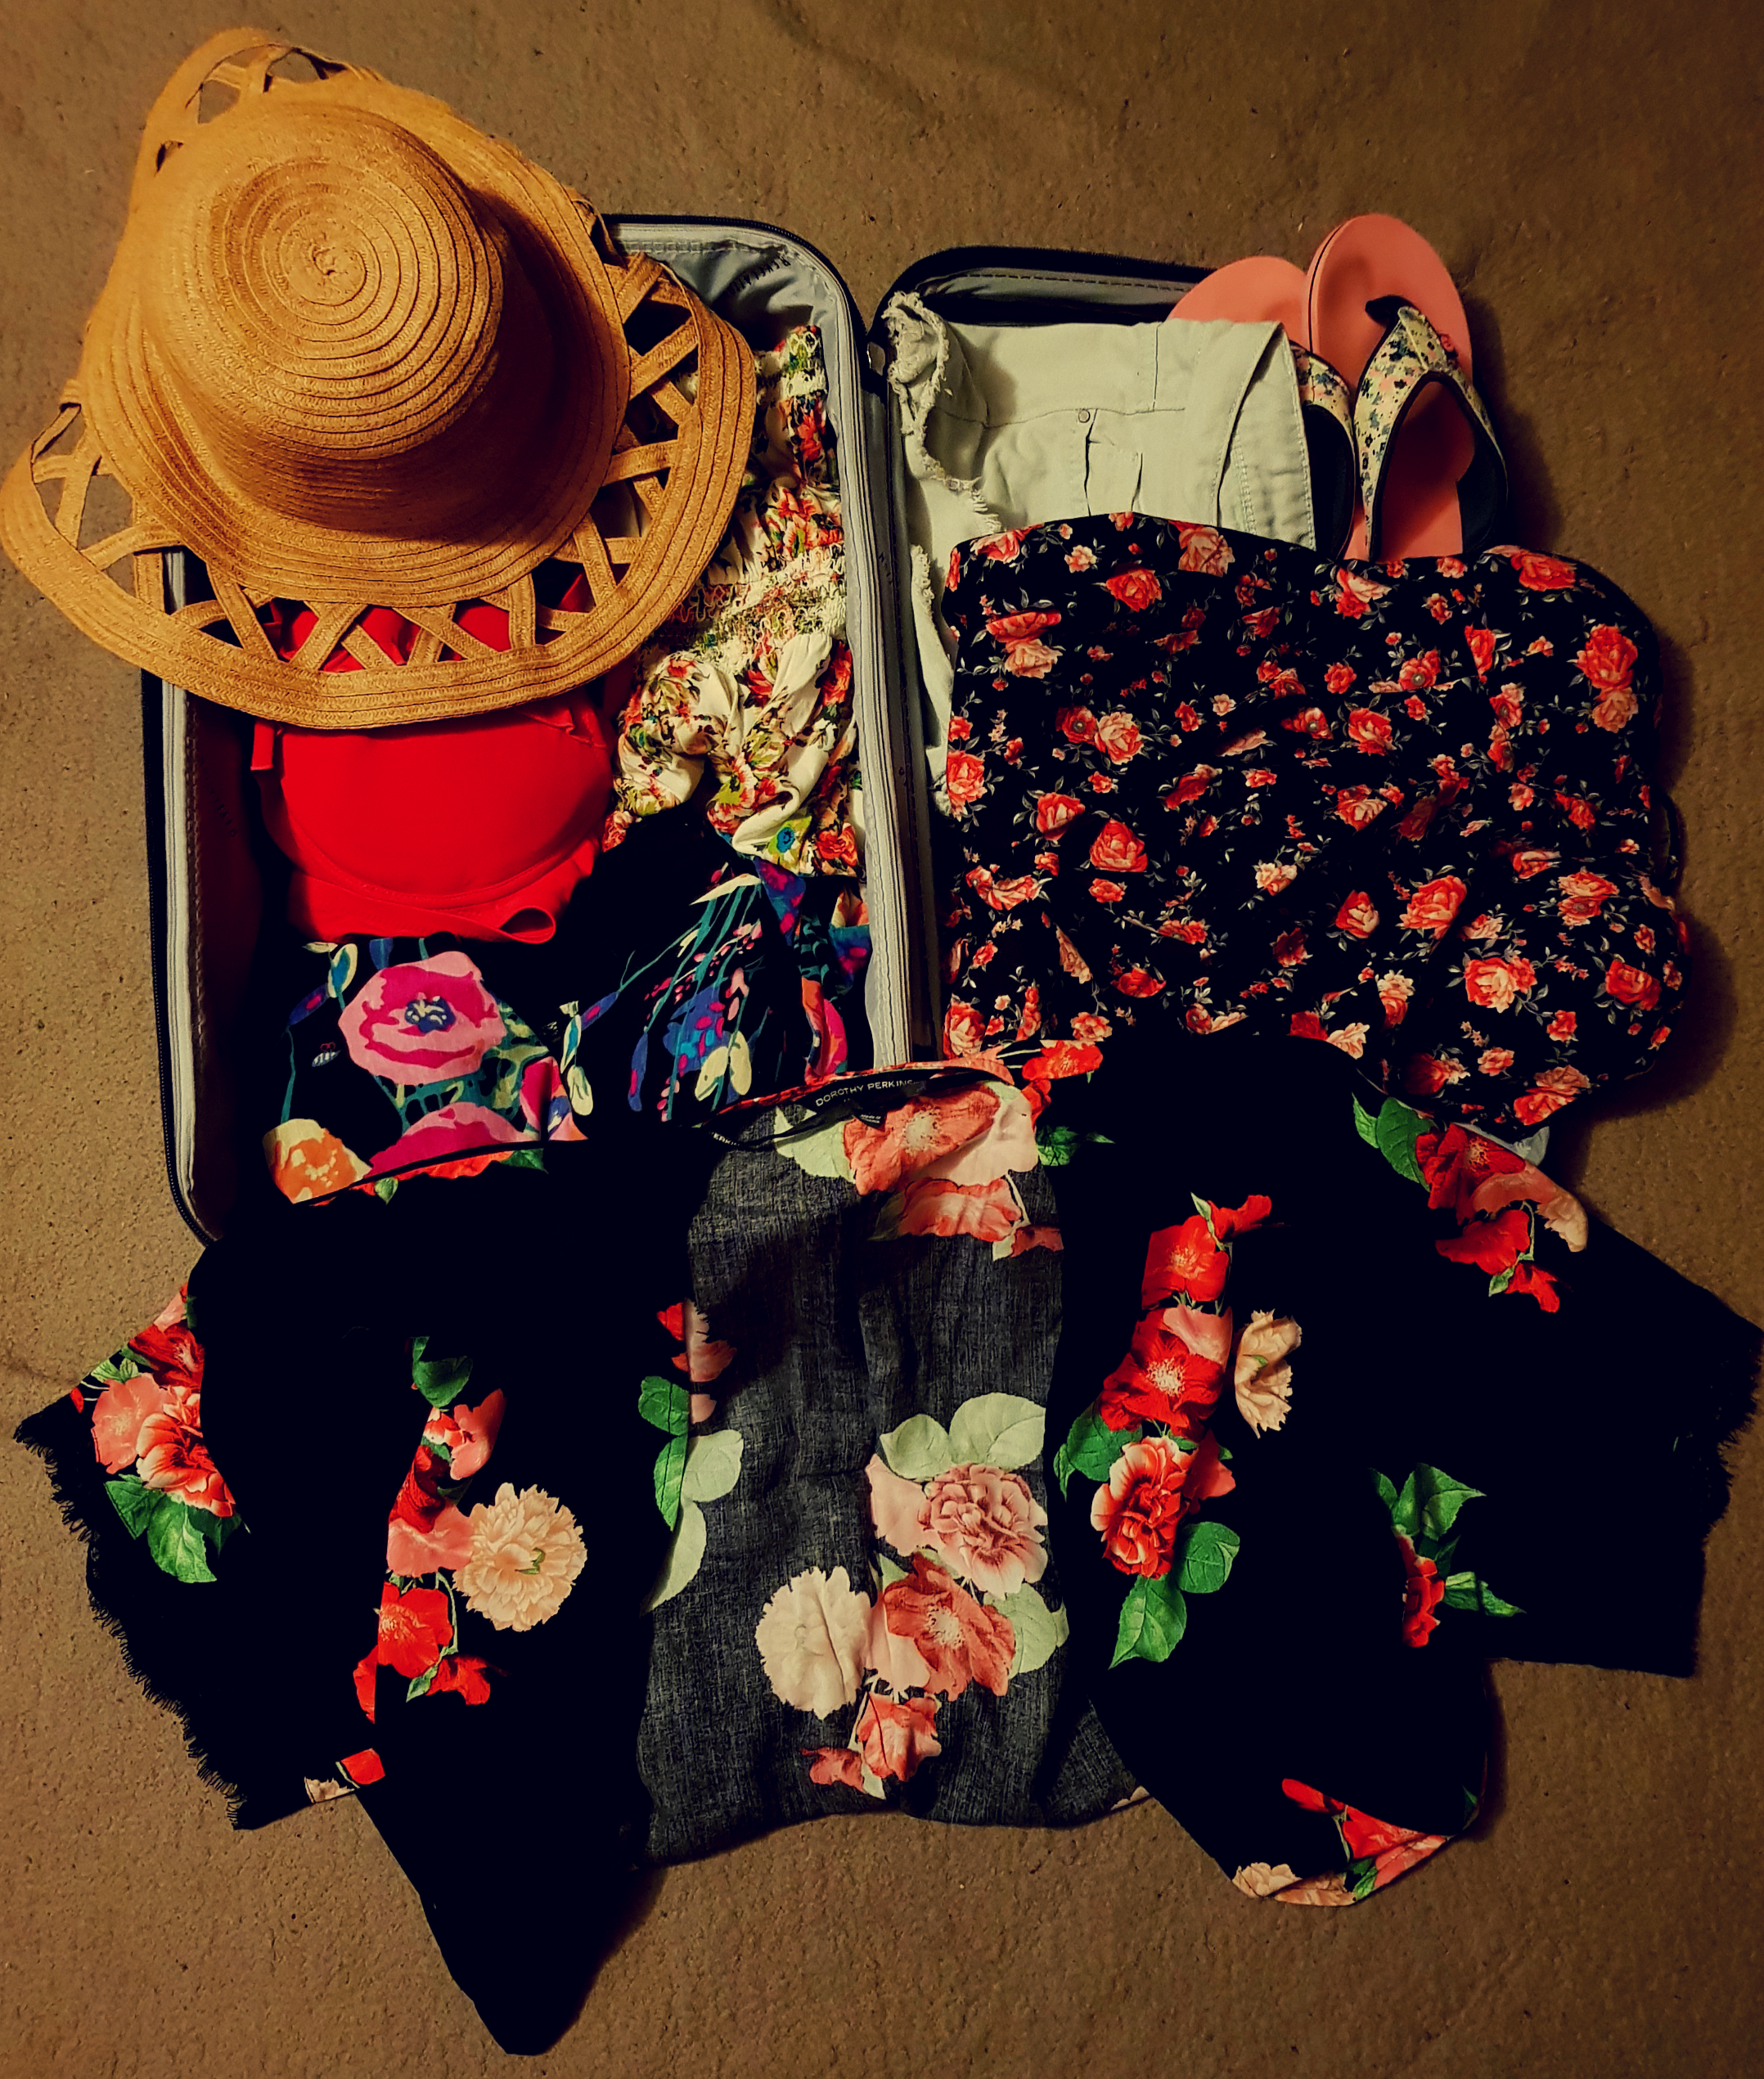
(0, 29, 754, 727)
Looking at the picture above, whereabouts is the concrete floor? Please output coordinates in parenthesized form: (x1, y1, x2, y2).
(3, 3, 1762, 2072)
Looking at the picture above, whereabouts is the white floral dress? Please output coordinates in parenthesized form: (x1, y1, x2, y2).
(611, 325, 860, 875)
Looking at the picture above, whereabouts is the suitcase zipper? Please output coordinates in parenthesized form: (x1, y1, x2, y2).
(869, 242, 1208, 343)
(142, 664, 209, 1240)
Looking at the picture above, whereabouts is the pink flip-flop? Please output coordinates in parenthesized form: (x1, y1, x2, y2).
(1305, 214, 1506, 561)
(1170, 254, 1308, 337)
(1169, 257, 1357, 556)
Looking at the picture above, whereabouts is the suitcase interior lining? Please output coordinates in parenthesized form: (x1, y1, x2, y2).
(150, 221, 929, 1238)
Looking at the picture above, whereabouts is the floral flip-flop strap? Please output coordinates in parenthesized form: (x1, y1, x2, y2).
(1290, 346, 1357, 555)
(1291, 344, 1354, 443)
(1353, 301, 1504, 551)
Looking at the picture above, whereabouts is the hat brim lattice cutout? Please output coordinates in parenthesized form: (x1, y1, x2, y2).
(0, 29, 754, 728)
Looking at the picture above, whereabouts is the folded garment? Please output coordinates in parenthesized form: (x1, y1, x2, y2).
(254, 813, 871, 1205)
(937, 517, 1685, 1141)
(886, 294, 1316, 583)
(642, 1118, 1130, 1856)
(614, 324, 860, 875)
(253, 681, 616, 945)
(883, 294, 1316, 806)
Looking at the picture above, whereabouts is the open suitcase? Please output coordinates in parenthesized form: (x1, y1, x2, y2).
(144, 222, 1217, 1240)
(29, 67, 1751, 2043)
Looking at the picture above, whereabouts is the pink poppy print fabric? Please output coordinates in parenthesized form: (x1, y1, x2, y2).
(936, 516, 1685, 1141)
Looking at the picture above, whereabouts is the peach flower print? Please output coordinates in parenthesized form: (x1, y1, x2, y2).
(1102, 568, 1163, 612)
(1233, 1311, 1301, 1434)
(866, 1455, 935, 1557)
(985, 610, 1063, 677)
(804, 1746, 866, 1789)
(854, 1693, 943, 1781)
(91, 1373, 172, 1475)
(844, 1086, 1001, 1196)
(135, 1385, 235, 1518)
(919, 1464, 1048, 1596)
(1376, 971, 1414, 1025)
(864, 1593, 932, 1694)
(1468, 1166, 1589, 1250)
(755, 1565, 871, 1716)
(1174, 523, 1233, 574)
(945, 749, 986, 811)
(448, 1392, 506, 1480)
(1513, 1064, 1591, 1127)
(880, 1555, 1015, 1699)
(893, 1175, 1023, 1244)
(1091, 1436, 1195, 1577)
(457, 1484, 586, 1631)
(1233, 1862, 1300, 1899)
(386, 1503, 475, 1577)
(916, 1085, 1038, 1188)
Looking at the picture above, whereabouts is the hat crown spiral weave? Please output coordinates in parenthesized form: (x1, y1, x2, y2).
(138, 99, 553, 536)
(0, 26, 757, 728)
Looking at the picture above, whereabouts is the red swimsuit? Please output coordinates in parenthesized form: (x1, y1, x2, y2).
(251, 592, 615, 944)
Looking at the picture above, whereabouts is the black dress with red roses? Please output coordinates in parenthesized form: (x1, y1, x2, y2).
(937, 517, 1684, 1141)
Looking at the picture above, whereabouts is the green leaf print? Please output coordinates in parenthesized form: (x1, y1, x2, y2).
(642, 1501, 708, 1613)
(1352, 1096, 1381, 1148)
(1054, 1402, 1138, 1497)
(772, 1109, 857, 1182)
(1109, 1573, 1188, 1668)
(653, 1433, 688, 1529)
(1442, 1571, 1524, 1618)
(1174, 1519, 1240, 1595)
(1375, 1100, 1429, 1186)
(104, 1476, 161, 1537)
(196, 1510, 241, 1554)
(994, 1587, 1070, 1677)
(1411, 1465, 1485, 1541)
(146, 1500, 217, 1584)
(878, 1414, 955, 1483)
(1388, 1469, 1421, 1540)
(1036, 1126, 1078, 1167)
(1373, 1464, 1520, 1625)
(411, 1339, 473, 1409)
(638, 1375, 691, 1436)
(947, 1393, 1045, 1471)
(681, 1429, 744, 1504)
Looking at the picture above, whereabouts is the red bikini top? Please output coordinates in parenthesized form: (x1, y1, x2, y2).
(253, 592, 618, 944)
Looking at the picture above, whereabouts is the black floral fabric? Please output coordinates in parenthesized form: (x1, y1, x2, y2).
(938, 517, 1685, 1139)
(1040, 1031, 1758, 1905)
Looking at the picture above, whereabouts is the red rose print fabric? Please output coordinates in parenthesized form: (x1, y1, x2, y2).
(938, 517, 1685, 1137)
(1041, 1029, 1756, 1923)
